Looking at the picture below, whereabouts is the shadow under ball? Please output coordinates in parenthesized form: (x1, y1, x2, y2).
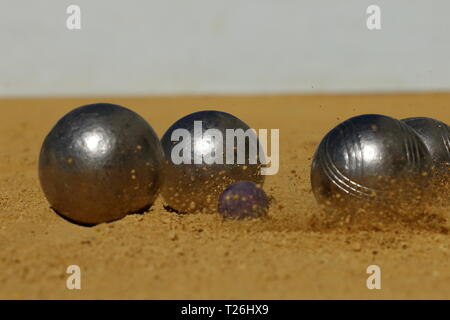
(160, 110, 264, 213)
(401, 117, 449, 170)
(311, 114, 432, 213)
(39, 103, 164, 225)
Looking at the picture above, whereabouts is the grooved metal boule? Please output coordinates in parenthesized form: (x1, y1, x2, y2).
(310, 114, 433, 213)
(401, 117, 450, 171)
(160, 110, 264, 213)
(39, 103, 164, 225)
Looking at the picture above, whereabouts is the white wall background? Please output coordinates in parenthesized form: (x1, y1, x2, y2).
(0, 0, 448, 96)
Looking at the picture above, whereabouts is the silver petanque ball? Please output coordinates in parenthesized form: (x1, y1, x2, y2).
(311, 114, 433, 213)
(39, 103, 164, 225)
(401, 117, 449, 171)
(401, 117, 450, 207)
(160, 110, 264, 213)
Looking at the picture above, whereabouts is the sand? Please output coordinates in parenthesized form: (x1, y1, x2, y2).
(0, 93, 449, 300)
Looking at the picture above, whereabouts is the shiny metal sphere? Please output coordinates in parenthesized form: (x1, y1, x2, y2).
(311, 114, 432, 212)
(160, 110, 264, 213)
(401, 117, 449, 171)
(39, 103, 164, 225)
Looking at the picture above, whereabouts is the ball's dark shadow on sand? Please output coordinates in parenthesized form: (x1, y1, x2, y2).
(163, 205, 195, 215)
(50, 204, 152, 227)
(163, 205, 181, 213)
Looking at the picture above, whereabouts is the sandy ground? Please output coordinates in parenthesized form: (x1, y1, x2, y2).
(0, 93, 449, 300)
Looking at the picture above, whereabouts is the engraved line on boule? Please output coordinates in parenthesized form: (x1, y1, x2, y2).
(321, 152, 386, 201)
(347, 118, 364, 178)
(322, 134, 374, 198)
(399, 120, 414, 169)
(442, 124, 450, 157)
(320, 135, 387, 200)
(340, 121, 355, 177)
(407, 121, 432, 171)
(400, 120, 422, 172)
(408, 124, 422, 170)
